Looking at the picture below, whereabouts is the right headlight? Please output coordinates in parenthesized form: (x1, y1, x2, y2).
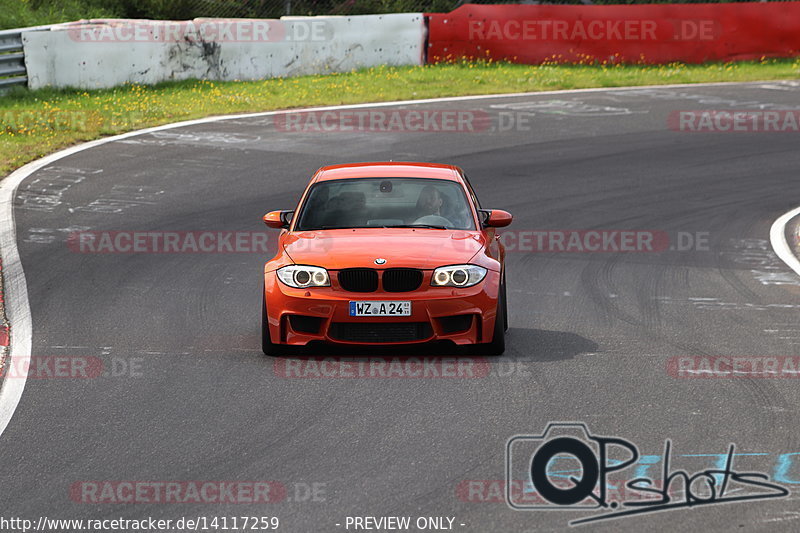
(277, 265, 330, 288)
(431, 264, 487, 288)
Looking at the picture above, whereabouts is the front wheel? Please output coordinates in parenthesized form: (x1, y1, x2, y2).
(262, 288, 292, 356)
(474, 280, 506, 356)
(502, 273, 509, 332)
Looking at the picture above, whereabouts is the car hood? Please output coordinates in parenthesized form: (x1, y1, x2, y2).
(282, 229, 486, 269)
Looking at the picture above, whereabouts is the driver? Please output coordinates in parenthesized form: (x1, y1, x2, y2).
(415, 185, 444, 217)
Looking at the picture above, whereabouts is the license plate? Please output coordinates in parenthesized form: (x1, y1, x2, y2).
(349, 301, 411, 317)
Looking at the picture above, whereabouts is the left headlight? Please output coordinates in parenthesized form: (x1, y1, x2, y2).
(431, 264, 487, 288)
(277, 265, 330, 288)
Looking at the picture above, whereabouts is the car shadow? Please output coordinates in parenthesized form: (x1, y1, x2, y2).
(274, 326, 596, 363)
(503, 327, 598, 362)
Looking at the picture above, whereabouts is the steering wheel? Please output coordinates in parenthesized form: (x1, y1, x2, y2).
(412, 215, 452, 227)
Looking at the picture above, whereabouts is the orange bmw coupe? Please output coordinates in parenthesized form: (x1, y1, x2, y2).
(261, 162, 512, 355)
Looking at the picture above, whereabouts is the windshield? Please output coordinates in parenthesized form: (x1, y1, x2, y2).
(294, 178, 476, 231)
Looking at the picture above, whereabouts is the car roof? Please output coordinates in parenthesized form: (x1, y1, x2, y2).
(313, 162, 463, 183)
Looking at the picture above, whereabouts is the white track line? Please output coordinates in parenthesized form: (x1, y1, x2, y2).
(770, 206, 800, 278)
(0, 79, 784, 438)
(0, 171, 31, 438)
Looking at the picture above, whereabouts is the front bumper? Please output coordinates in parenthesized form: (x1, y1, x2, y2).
(264, 269, 500, 346)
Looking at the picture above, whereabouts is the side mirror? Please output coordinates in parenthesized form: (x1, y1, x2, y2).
(482, 209, 512, 228)
(263, 210, 293, 229)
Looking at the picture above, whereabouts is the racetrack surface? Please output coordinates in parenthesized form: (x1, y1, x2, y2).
(3, 81, 800, 531)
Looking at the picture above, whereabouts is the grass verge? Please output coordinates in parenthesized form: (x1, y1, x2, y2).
(0, 0, 115, 30)
(2, 58, 800, 176)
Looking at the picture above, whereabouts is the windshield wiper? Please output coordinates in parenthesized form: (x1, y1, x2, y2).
(318, 225, 362, 230)
(382, 224, 448, 230)
(308, 224, 449, 230)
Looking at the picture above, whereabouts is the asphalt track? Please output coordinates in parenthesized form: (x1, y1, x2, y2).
(3, 81, 800, 532)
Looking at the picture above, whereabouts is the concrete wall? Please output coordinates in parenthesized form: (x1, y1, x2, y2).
(22, 14, 426, 90)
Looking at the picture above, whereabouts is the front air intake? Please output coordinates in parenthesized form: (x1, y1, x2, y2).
(329, 322, 433, 343)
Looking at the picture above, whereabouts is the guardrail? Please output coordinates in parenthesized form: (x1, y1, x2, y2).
(0, 25, 52, 90)
(0, 29, 27, 89)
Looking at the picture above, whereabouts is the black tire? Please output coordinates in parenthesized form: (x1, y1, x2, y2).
(474, 280, 506, 356)
(502, 274, 509, 332)
(262, 289, 291, 356)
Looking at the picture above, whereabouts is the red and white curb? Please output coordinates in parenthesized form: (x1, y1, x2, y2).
(770, 206, 800, 279)
(0, 155, 33, 438)
(0, 257, 8, 358)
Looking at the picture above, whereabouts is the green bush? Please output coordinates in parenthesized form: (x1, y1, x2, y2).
(0, 0, 776, 30)
(0, 0, 117, 29)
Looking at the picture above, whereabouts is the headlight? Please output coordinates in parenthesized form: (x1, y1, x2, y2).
(277, 265, 330, 288)
(431, 264, 487, 287)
